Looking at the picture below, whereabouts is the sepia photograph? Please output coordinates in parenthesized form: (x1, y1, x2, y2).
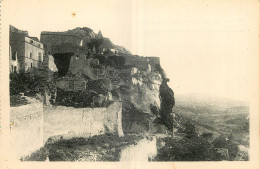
(0, 0, 259, 169)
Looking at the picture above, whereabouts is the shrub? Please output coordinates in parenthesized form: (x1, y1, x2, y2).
(213, 135, 239, 160)
(202, 132, 213, 138)
(155, 136, 216, 161)
(150, 104, 159, 116)
(108, 55, 125, 68)
(95, 55, 126, 68)
(88, 38, 104, 49)
(183, 121, 197, 138)
(10, 72, 44, 95)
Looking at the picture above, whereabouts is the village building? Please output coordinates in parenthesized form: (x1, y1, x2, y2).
(9, 25, 45, 74)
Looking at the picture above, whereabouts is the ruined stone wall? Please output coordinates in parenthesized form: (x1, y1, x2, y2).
(10, 100, 124, 159)
(124, 55, 160, 72)
(56, 76, 86, 91)
(9, 46, 19, 73)
(40, 32, 89, 56)
(124, 55, 149, 71)
(43, 101, 124, 142)
(9, 31, 26, 72)
(41, 32, 82, 48)
(10, 100, 44, 159)
(40, 29, 97, 56)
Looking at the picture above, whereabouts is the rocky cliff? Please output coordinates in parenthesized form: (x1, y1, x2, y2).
(40, 27, 175, 134)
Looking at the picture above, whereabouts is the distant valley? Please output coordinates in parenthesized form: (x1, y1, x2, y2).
(173, 94, 249, 147)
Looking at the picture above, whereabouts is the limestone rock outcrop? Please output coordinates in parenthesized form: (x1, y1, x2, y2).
(40, 27, 175, 134)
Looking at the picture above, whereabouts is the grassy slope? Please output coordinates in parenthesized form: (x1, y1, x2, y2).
(23, 133, 143, 161)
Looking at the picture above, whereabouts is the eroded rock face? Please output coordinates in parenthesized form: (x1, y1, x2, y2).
(68, 55, 101, 80)
(41, 27, 175, 134)
(120, 61, 176, 133)
(118, 64, 164, 133)
(129, 69, 162, 115)
(54, 54, 172, 133)
(48, 55, 58, 72)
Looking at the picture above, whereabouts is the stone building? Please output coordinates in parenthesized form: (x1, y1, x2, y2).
(9, 25, 44, 74)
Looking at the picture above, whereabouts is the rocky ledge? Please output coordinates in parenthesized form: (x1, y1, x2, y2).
(40, 27, 175, 134)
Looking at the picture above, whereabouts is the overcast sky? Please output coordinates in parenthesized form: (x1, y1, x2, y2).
(5, 0, 258, 101)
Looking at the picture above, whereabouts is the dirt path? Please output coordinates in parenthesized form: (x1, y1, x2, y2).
(119, 136, 157, 161)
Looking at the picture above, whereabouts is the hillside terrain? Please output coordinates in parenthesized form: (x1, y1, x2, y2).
(151, 94, 249, 161)
(173, 94, 249, 146)
(170, 94, 249, 160)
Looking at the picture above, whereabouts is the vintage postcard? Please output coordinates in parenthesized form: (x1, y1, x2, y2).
(0, 0, 259, 169)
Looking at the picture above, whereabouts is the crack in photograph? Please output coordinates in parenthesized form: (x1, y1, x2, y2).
(4, 0, 257, 165)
